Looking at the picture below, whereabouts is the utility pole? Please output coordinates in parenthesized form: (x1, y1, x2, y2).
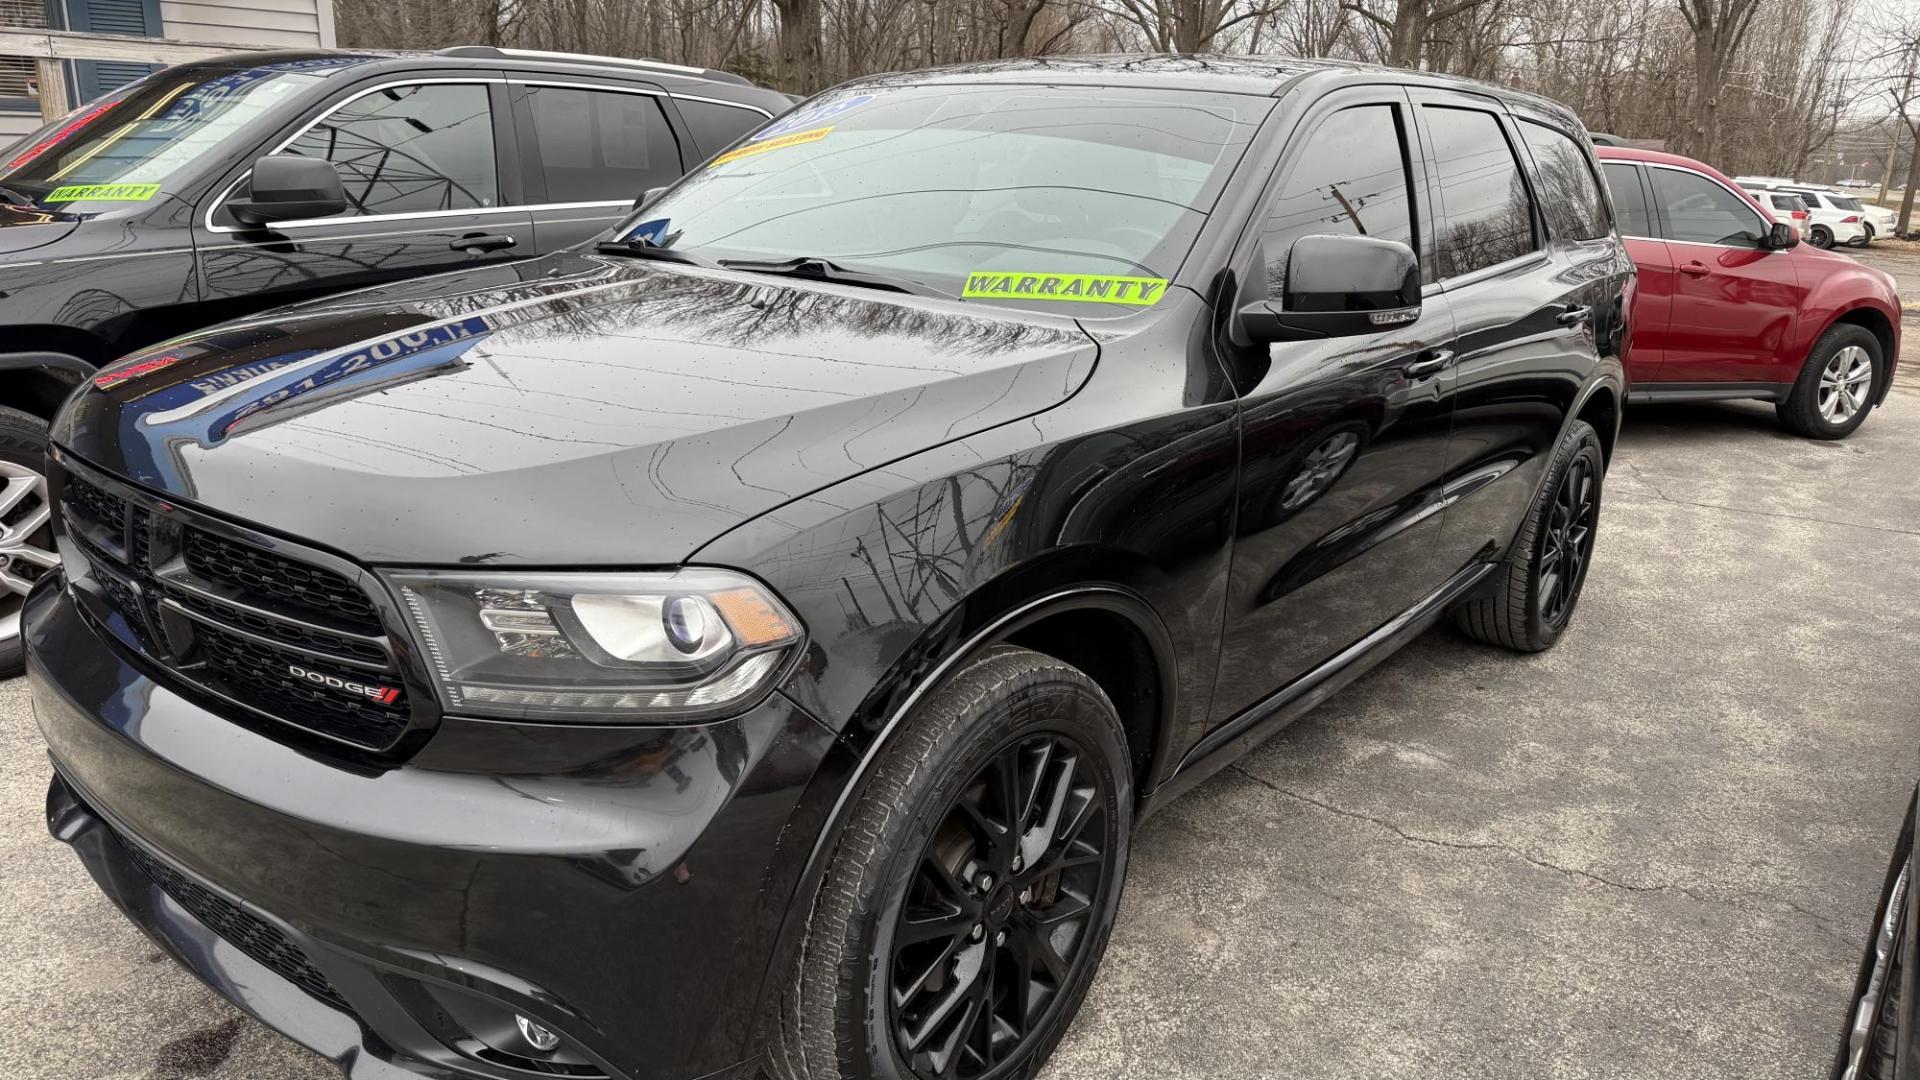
(1884, 71, 1913, 205)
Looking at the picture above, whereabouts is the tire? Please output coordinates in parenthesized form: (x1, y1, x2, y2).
(1865, 222, 1877, 242)
(1812, 225, 1835, 249)
(0, 406, 53, 678)
(1777, 324, 1884, 440)
(770, 645, 1133, 1080)
(1453, 420, 1604, 653)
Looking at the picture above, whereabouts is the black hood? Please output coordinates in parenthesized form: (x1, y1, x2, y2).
(0, 202, 84, 255)
(53, 253, 1099, 565)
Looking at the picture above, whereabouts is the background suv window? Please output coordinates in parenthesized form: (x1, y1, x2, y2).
(1601, 162, 1652, 237)
(1517, 120, 1608, 241)
(675, 97, 769, 158)
(1259, 103, 1416, 294)
(526, 86, 682, 203)
(1650, 168, 1766, 248)
(283, 82, 498, 216)
(1424, 105, 1538, 278)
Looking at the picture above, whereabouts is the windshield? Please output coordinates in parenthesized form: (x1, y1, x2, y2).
(0, 59, 353, 212)
(615, 84, 1271, 313)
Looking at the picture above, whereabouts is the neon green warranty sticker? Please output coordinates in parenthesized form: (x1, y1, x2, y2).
(45, 182, 161, 202)
(962, 271, 1168, 306)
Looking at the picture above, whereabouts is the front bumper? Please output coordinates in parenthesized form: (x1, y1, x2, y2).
(28, 577, 841, 1080)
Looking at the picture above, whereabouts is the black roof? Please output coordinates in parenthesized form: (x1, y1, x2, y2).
(834, 53, 1583, 128)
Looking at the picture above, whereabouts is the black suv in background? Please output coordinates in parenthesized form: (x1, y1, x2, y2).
(31, 56, 1630, 1080)
(0, 46, 788, 671)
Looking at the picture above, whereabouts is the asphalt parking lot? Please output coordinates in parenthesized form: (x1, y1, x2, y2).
(2, 246, 1917, 1080)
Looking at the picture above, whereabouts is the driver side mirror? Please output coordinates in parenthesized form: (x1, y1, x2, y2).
(228, 156, 348, 225)
(1765, 220, 1799, 250)
(1237, 234, 1421, 344)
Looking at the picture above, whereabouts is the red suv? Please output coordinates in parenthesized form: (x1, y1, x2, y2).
(1598, 147, 1902, 438)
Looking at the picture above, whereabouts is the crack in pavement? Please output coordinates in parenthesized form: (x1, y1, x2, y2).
(1227, 764, 1856, 943)
(1615, 458, 1920, 538)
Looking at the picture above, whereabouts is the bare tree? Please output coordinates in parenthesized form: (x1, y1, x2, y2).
(1674, 0, 1765, 163)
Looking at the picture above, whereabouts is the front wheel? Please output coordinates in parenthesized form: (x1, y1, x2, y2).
(0, 406, 55, 677)
(770, 646, 1132, 1080)
(1778, 324, 1884, 439)
(1454, 420, 1605, 653)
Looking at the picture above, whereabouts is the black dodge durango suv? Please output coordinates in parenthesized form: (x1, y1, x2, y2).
(31, 55, 1631, 1080)
(0, 45, 787, 671)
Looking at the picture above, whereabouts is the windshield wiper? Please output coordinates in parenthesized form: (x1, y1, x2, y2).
(593, 235, 712, 266)
(718, 256, 942, 298)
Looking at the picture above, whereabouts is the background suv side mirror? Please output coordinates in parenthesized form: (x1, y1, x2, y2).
(228, 156, 349, 225)
(1765, 220, 1800, 250)
(1237, 234, 1421, 344)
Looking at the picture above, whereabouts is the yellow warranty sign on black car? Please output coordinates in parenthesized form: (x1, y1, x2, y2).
(962, 272, 1168, 306)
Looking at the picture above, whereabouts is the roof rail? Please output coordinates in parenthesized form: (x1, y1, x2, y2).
(433, 45, 753, 86)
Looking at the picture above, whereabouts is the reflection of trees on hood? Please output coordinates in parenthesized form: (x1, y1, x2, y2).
(412, 261, 1086, 358)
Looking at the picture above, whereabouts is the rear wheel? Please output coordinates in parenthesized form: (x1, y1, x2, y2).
(1454, 420, 1604, 653)
(1811, 225, 1835, 249)
(0, 407, 54, 677)
(771, 646, 1132, 1080)
(1778, 324, 1883, 439)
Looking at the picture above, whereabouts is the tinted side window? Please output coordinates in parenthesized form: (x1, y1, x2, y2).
(1601, 163, 1652, 236)
(1517, 120, 1608, 241)
(1650, 168, 1766, 248)
(1260, 103, 1416, 295)
(526, 86, 682, 203)
(1423, 106, 1537, 278)
(284, 83, 498, 215)
(676, 98, 769, 158)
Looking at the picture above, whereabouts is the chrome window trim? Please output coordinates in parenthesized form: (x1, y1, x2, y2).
(205, 77, 508, 234)
(1435, 249, 1550, 292)
(668, 92, 774, 119)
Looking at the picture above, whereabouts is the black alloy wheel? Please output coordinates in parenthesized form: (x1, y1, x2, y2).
(768, 646, 1130, 1080)
(888, 731, 1112, 1078)
(1537, 451, 1598, 628)
(1453, 419, 1605, 652)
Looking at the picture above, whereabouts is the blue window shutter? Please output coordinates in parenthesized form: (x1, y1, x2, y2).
(62, 0, 164, 104)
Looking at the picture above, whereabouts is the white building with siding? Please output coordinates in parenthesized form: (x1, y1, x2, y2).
(1, 0, 335, 144)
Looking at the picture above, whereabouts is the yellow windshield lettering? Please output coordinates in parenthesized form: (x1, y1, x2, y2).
(708, 126, 833, 168)
(45, 182, 161, 202)
(963, 272, 1168, 306)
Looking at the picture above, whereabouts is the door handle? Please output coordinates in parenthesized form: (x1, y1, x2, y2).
(1402, 348, 1456, 378)
(452, 232, 517, 253)
(1556, 305, 1592, 326)
(1678, 261, 1710, 276)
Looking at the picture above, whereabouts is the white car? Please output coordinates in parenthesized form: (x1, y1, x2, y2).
(1750, 183, 1870, 248)
(1856, 200, 1901, 240)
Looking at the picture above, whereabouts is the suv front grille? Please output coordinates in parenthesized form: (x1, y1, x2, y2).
(183, 528, 383, 634)
(121, 837, 351, 1011)
(194, 623, 411, 748)
(54, 457, 419, 754)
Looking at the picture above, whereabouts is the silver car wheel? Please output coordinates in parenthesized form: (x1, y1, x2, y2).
(0, 459, 56, 644)
(1817, 345, 1875, 425)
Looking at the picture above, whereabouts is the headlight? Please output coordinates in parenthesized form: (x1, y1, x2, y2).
(385, 568, 802, 721)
